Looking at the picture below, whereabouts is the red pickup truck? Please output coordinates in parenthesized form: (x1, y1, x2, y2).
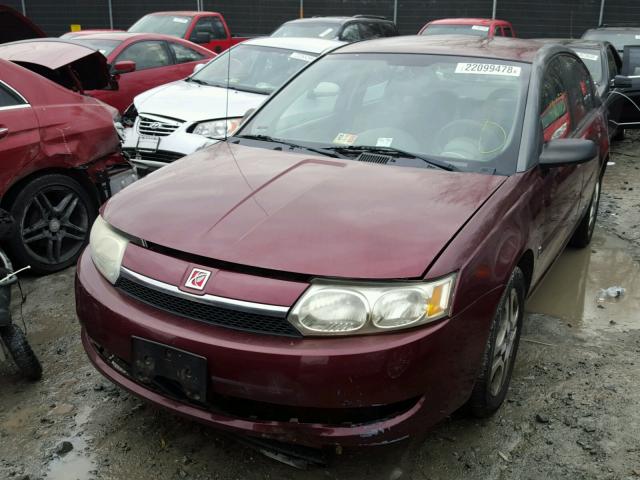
(128, 11, 249, 53)
(418, 18, 516, 39)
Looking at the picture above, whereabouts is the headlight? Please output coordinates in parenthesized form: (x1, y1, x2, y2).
(89, 216, 129, 284)
(192, 118, 242, 139)
(288, 274, 456, 336)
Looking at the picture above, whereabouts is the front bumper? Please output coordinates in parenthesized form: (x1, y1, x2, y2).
(75, 248, 500, 447)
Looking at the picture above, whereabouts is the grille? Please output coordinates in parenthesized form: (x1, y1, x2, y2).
(115, 276, 301, 338)
(357, 153, 392, 164)
(124, 148, 184, 164)
(137, 115, 183, 137)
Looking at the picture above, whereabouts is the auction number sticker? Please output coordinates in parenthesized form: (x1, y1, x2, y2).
(290, 52, 315, 62)
(471, 25, 490, 31)
(455, 62, 521, 76)
(173, 17, 189, 23)
(333, 133, 357, 145)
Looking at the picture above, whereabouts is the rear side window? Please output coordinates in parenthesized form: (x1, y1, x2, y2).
(0, 81, 26, 108)
(340, 23, 362, 42)
(116, 41, 172, 70)
(379, 22, 398, 37)
(503, 27, 513, 37)
(359, 22, 380, 39)
(170, 42, 206, 63)
(540, 60, 570, 141)
(560, 56, 596, 127)
(191, 16, 227, 41)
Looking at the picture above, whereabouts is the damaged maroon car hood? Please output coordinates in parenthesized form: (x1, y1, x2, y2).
(105, 143, 506, 279)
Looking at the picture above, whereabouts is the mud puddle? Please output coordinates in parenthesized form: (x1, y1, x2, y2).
(527, 228, 640, 332)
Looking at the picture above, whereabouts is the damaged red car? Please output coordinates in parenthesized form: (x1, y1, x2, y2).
(0, 39, 134, 273)
(76, 36, 608, 448)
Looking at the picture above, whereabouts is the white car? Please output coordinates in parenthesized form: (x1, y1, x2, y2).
(122, 37, 343, 175)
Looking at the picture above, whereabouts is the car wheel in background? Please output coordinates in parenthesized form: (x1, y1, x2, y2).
(467, 267, 525, 418)
(0, 324, 42, 381)
(570, 175, 601, 248)
(6, 174, 95, 274)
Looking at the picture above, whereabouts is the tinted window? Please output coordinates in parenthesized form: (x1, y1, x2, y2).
(129, 14, 191, 38)
(341, 24, 362, 42)
(271, 21, 339, 39)
(72, 38, 121, 57)
(359, 22, 380, 39)
(422, 24, 490, 37)
(116, 41, 171, 70)
(503, 27, 513, 37)
(572, 48, 603, 84)
(561, 56, 595, 127)
(379, 22, 398, 37)
(0, 82, 25, 108)
(191, 16, 227, 41)
(170, 42, 205, 63)
(540, 59, 570, 141)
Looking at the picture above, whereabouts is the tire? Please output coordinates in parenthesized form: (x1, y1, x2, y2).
(5, 174, 96, 274)
(0, 324, 42, 381)
(467, 267, 525, 418)
(569, 175, 601, 249)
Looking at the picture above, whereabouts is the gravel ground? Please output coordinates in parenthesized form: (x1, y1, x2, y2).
(1, 135, 639, 480)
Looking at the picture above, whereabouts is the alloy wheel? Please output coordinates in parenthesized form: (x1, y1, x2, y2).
(489, 286, 520, 397)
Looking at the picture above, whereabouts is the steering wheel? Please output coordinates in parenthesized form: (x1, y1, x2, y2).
(436, 119, 508, 159)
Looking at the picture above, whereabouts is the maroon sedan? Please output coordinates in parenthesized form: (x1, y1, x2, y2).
(76, 36, 608, 447)
(69, 32, 214, 113)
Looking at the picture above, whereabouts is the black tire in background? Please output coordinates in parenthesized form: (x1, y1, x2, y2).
(5, 174, 95, 274)
(467, 267, 526, 418)
(0, 324, 42, 381)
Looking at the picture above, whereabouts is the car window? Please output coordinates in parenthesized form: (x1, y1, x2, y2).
(72, 38, 122, 57)
(503, 27, 513, 37)
(170, 42, 206, 63)
(0, 81, 26, 108)
(242, 53, 530, 175)
(341, 24, 362, 42)
(190, 16, 227, 41)
(359, 22, 380, 39)
(380, 23, 398, 37)
(116, 41, 171, 70)
(607, 47, 619, 78)
(421, 24, 490, 37)
(560, 56, 596, 128)
(540, 59, 571, 141)
(572, 48, 603, 85)
(271, 21, 339, 39)
(582, 30, 640, 53)
(128, 14, 191, 38)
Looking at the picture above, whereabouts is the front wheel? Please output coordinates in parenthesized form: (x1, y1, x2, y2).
(467, 267, 525, 418)
(0, 324, 42, 381)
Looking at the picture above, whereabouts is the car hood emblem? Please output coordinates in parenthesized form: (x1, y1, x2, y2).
(184, 268, 211, 290)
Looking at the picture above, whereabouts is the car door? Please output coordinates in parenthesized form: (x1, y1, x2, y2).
(188, 16, 229, 54)
(111, 40, 173, 112)
(0, 80, 39, 194)
(536, 56, 585, 272)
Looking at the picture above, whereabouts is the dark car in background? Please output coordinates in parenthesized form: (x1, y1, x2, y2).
(582, 26, 640, 54)
(69, 32, 214, 113)
(272, 15, 398, 42)
(77, 36, 609, 448)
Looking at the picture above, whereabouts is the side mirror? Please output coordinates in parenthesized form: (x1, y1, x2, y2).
(191, 31, 212, 44)
(193, 63, 205, 75)
(539, 139, 597, 167)
(613, 74, 640, 89)
(113, 60, 136, 74)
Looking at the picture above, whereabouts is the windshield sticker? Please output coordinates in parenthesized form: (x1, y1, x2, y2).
(455, 62, 521, 76)
(173, 17, 189, 23)
(577, 52, 599, 61)
(333, 133, 357, 145)
(636, 35, 640, 39)
(289, 52, 316, 62)
(471, 25, 490, 31)
(376, 137, 393, 147)
(319, 28, 334, 38)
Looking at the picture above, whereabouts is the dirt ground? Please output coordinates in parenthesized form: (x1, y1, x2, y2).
(1, 136, 640, 480)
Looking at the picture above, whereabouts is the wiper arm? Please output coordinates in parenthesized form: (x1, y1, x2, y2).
(235, 134, 340, 158)
(325, 145, 456, 171)
(186, 77, 212, 86)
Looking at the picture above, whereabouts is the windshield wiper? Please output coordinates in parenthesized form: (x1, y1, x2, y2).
(186, 77, 212, 86)
(235, 134, 340, 158)
(324, 145, 456, 171)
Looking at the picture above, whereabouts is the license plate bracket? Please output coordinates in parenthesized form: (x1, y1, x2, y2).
(131, 337, 207, 402)
(136, 135, 160, 152)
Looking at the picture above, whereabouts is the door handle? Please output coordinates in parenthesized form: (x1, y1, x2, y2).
(0, 127, 8, 139)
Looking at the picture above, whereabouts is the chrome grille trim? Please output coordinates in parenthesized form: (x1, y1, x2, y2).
(137, 114, 184, 137)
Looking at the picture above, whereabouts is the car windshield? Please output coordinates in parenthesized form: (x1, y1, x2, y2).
(190, 44, 317, 94)
(572, 47, 603, 84)
(272, 21, 339, 39)
(72, 38, 121, 57)
(582, 30, 640, 52)
(128, 14, 191, 38)
(239, 53, 530, 175)
(422, 24, 490, 37)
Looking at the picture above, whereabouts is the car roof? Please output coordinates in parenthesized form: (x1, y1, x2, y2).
(243, 36, 345, 53)
(335, 35, 545, 63)
(283, 16, 390, 25)
(428, 18, 509, 25)
(141, 11, 212, 16)
(535, 38, 608, 50)
(585, 26, 640, 32)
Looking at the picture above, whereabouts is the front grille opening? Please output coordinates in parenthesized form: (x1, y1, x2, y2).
(137, 115, 183, 137)
(94, 342, 419, 427)
(115, 276, 301, 338)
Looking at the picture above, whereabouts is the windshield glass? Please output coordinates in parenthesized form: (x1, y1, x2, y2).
(190, 44, 317, 94)
(422, 24, 490, 37)
(72, 38, 121, 57)
(582, 31, 640, 52)
(271, 21, 339, 39)
(239, 53, 530, 175)
(572, 48, 603, 84)
(128, 14, 191, 37)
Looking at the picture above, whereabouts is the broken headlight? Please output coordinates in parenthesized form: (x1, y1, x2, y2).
(287, 274, 456, 336)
